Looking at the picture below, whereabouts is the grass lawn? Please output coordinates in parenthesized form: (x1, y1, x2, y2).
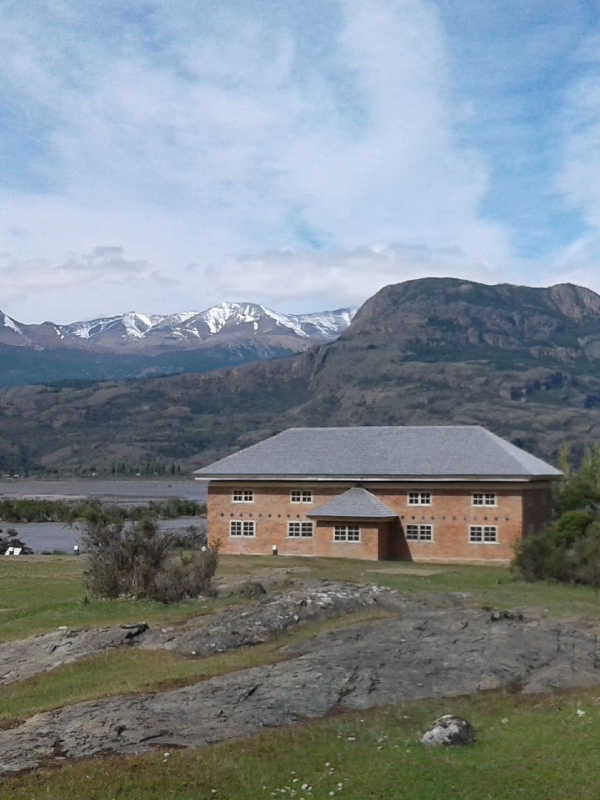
(4, 688, 600, 799)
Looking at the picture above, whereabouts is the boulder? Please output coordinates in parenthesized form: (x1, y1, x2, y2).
(421, 715, 476, 747)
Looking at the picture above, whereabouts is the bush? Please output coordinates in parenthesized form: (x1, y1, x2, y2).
(82, 514, 218, 602)
(513, 511, 599, 586)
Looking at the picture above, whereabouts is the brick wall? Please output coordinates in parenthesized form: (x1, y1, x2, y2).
(206, 480, 555, 563)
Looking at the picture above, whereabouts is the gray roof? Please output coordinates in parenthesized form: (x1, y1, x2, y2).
(194, 426, 562, 480)
(306, 487, 398, 519)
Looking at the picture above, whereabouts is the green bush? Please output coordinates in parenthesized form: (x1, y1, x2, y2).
(82, 515, 218, 602)
(513, 511, 599, 586)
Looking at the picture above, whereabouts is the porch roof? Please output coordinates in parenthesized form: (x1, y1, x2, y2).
(306, 487, 398, 520)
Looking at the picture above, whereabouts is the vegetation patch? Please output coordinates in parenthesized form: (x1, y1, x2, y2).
(513, 443, 600, 587)
(0, 497, 206, 523)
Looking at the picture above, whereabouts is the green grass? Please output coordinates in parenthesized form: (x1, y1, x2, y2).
(1, 554, 599, 646)
(0, 557, 237, 643)
(4, 688, 600, 799)
(0, 608, 394, 728)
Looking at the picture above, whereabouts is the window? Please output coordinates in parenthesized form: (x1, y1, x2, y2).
(472, 493, 496, 506)
(232, 489, 254, 503)
(288, 521, 314, 538)
(407, 492, 432, 506)
(469, 525, 497, 543)
(290, 490, 313, 504)
(230, 520, 255, 537)
(334, 525, 360, 542)
(405, 524, 433, 541)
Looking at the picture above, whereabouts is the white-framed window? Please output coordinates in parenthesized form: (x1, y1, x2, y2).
(472, 493, 497, 506)
(230, 520, 256, 537)
(290, 490, 313, 504)
(407, 492, 432, 506)
(469, 525, 498, 544)
(232, 489, 254, 503)
(333, 525, 360, 542)
(287, 521, 314, 538)
(405, 524, 433, 542)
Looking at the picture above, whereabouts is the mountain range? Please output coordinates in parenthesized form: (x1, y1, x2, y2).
(2, 277, 600, 475)
(0, 303, 355, 388)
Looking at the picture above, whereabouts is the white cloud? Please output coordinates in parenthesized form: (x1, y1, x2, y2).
(192, 243, 516, 311)
(0, 0, 519, 320)
(0, 247, 178, 322)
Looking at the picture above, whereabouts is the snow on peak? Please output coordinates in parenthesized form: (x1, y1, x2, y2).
(2, 314, 23, 335)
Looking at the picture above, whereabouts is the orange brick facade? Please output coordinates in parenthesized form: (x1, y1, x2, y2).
(206, 481, 554, 563)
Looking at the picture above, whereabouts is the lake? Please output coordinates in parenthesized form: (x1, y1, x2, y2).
(3, 518, 207, 554)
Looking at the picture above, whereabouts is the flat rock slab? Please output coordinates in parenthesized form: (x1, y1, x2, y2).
(139, 581, 397, 655)
(0, 624, 148, 687)
(0, 583, 396, 687)
(2, 607, 600, 775)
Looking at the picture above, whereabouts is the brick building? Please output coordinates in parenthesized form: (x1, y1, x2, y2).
(194, 426, 562, 563)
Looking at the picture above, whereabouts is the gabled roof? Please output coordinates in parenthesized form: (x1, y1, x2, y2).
(194, 426, 562, 480)
(306, 487, 397, 519)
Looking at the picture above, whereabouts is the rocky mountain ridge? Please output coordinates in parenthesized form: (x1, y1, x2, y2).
(0, 302, 355, 352)
(0, 302, 355, 388)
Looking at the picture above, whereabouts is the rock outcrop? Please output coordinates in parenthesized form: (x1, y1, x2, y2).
(1, 603, 600, 775)
(0, 623, 148, 687)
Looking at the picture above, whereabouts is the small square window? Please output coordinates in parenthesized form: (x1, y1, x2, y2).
(288, 521, 314, 538)
(469, 525, 497, 543)
(290, 490, 313, 504)
(472, 493, 496, 506)
(233, 489, 254, 503)
(405, 524, 433, 541)
(407, 492, 432, 506)
(230, 520, 255, 537)
(334, 525, 360, 542)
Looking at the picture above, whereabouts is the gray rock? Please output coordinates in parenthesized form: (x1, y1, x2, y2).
(421, 715, 476, 747)
(0, 623, 148, 687)
(2, 604, 600, 774)
(138, 581, 397, 655)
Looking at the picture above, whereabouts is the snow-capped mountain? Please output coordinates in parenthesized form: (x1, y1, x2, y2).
(56, 302, 356, 351)
(0, 302, 356, 388)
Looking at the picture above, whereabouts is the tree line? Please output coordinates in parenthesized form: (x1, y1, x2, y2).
(514, 442, 600, 588)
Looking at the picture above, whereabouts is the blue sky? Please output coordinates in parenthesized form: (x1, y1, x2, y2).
(1, 0, 600, 321)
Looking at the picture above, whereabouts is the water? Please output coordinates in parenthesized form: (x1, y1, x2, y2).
(3, 518, 207, 554)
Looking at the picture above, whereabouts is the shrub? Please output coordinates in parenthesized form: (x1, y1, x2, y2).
(513, 511, 598, 585)
(82, 514, 218, 602)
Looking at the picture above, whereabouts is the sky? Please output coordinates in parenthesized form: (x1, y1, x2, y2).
(1, 0, 600, 322)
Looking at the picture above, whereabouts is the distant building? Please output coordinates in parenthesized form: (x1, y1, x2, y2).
(194, 426, 561, 563)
